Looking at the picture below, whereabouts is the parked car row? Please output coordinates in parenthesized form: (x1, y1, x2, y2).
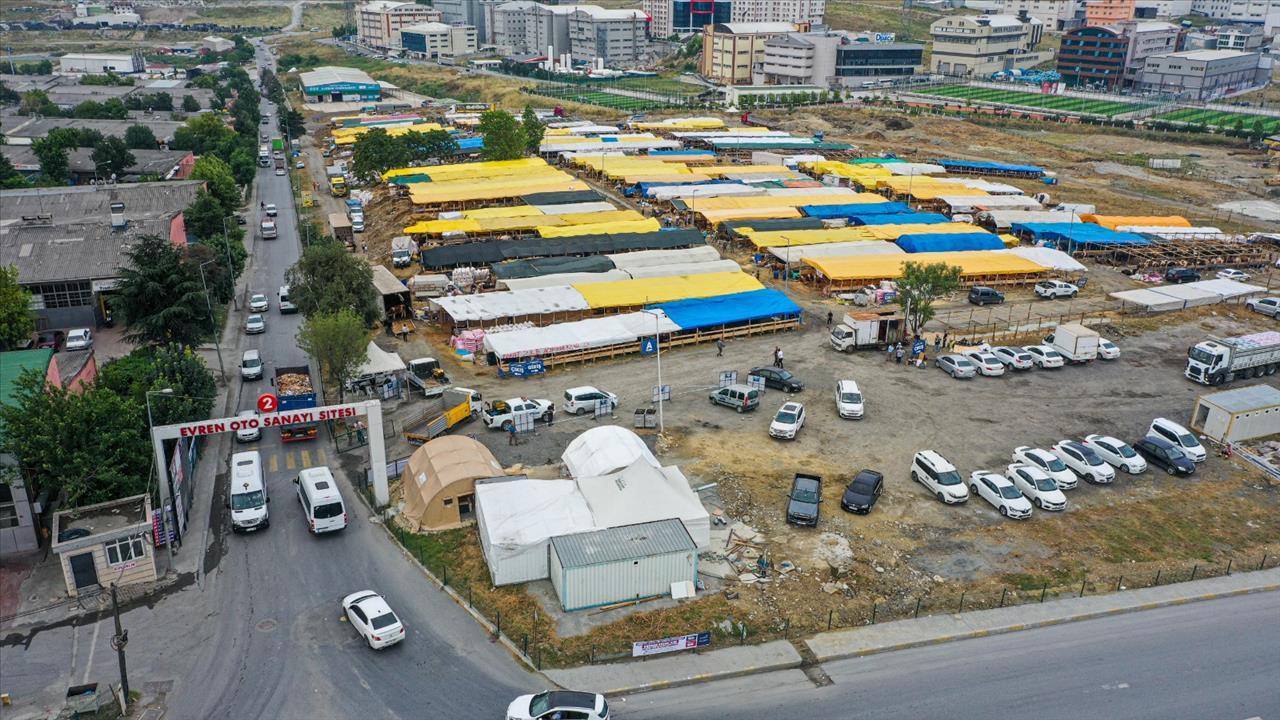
(937, 335, 1120, 380)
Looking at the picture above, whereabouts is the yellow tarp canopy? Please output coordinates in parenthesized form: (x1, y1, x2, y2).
(538, 219, 660, 238)
(801, 161, 893, 179)
(696, 207, 803, 225)
(862, 222, 989, 240)
(742, 227, 878, 249)
(999, 233, 1020, 247)
(1081, 214, 1191, 229)
(574, 271, 762, 308)
(804, 251, 1047, 281)
(557, 209, 644, 225)
(331, 121, 449, 145)
(463, 205, 546, 220)
(403, 215, 571, 235)
(631, 118, 726, 131)
(383, 158, 550, 183)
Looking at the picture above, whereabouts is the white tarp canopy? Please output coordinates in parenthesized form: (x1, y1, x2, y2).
(768, 241, 904, 264)
(613, 308, 680, 337)
(431, 286, 589, 323)
(499, 270, 631, 292)
(994, 246, 1086, 273)
(1110, 288, 1190, 312)
(935, 178, 1026, 194)
(532, 201, 619, 215)
(886, 162, 946, 176)
(982, 210, 1083, 230)
(1146, 283, 1231, 308)
(1165, 278, 1265, 300)
(1110, 279, 1264, 311)
(608, 245, 722, 269)
(576, 459, 711, 549)
(670, 130, 793, 139)
(562, 425, 659, 479)
(542, 139, 681, 153)
(482, 311, 679, 359)
(353, 341, 407, 377)
(475, 477, 597, 586)
(1115, 225, 1225, 238)
(763, 187, 858, 197)
(624, 259, 742, 280)
(371, 264, 408, 297)
(647, 184, 763, 201)
(940, 195, 1041, 213)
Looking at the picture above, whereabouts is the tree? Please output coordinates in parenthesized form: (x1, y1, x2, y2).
(91, 136, 136, 179)
(182, 189, 229, 242)
(191, 155, 241, 211)
(172, 112, 235, 155)
(0, 265, 34, 348)
(112, 234, 212, 347)
(404, 129, 458, 162)
(296, 311, 369, 401)
(521, 104, 545, 155)
(124, 124, 157, 150)
(0, 371, 151, 507)
(478, 109, 527, 161)
(280, 108, 305, 138)
(0, 81, 21, 105)
(181, 94, 201, 113)
(0, 154, 27, 189)
(285, 241, 381, 326)
(351, 127, 409, 183)
(1251, 118, 1266, 141)
(96, 344, 216, 427)
(19, 89, 59, 116)
(228, 145, 257, 187)
(896, 261, 962, 335)
(31, 136, 69, 185)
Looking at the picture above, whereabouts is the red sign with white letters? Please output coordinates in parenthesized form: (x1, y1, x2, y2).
(257, 393, 278, 413)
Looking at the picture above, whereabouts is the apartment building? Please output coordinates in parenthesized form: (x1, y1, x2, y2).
(757, 31, 923, 87)
(644, 0, 823, 38)
(928, 14, 1051, 77)
(701, 21, 801, 84)
(357, 0, 443, 50)
(1085, 0, 1135, 23)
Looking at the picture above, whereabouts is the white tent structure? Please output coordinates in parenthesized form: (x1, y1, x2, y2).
(352, 341, 407, 378)
(561, 425, 659, 479)
(575, 459, 711, 548)
(474, 477, 597, 586)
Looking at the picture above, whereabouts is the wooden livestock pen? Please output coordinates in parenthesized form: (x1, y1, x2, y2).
(1073, 238, 1276, 272)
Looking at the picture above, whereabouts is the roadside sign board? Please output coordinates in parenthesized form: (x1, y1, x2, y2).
(632, 631, 710, 657)
(746, 375, 766, 393)
(719, 371, 737, 388)
(640, 337, 657, 355)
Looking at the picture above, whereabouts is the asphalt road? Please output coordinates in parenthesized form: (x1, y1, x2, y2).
(615, 590, 1280, 720)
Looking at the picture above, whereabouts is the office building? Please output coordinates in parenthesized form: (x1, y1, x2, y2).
(568, 7, 651, 64)
(1057, 25, 1129, 87)
(644, 0, 824, 38)
(398, 22, 479, 57)
(1190, 0, 1280, 24)
(701, 21, 802, 84)
(1117, 20, 1179, 84)
(1135, 48, 1268, 99)
(1133, 0, 1192, 16)
(439, 0, 505, 43)
(928, 14, 1051, 77)
(357, 0, 444, 50)
(757, 31, 923, 87)
(1216, 25, 1266, 50)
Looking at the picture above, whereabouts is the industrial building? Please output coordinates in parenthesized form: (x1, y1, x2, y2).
(1135, 49, 1269, 99)
(567, 7, 651, 65)
(0, 146, 194, 183)
(398, 22, 479, 58)
(757, 30, 923, 87)
(57, 52, 144, 74)
(1191, 385, 1280, 444)
(299, 66, 383, 103)
(928, 14, 1050, 77)
(437, 0, 502, 43)
(357, 0, 444, 50)
(1, 117, 186, 146)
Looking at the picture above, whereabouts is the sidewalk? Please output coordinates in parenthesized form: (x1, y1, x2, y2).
(543, 567, 1280, 696)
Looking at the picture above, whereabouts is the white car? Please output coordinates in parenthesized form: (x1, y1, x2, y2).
(65, 328, 93, 350)
(1022, 345, 1065, 369)
(968, 471, 1033, 519)
(1098, 338, 1120, 360)
(1215, 268, 1250, 281)
(1035, 279, 1078, 299)
(507, 691, 610, 720)
(991, 346, 1034, 370)
(911, 450, 969, 504)
(1245, 296, 1280, 318)
(275, 167, 286, 176)
(235, 410, 261, 442)
(769, 401, 806, 440)
(1011, 446, 1079, 490)
(1006, 464, 1067, 511)
(264, 203, 278, 217)
(341, 590, 405, 649)
(561, 386, 618, 415)
(834, 379, 864, 420)
(936, 354, 977, 379)
(1051, 440, 1115, 484)
(962, 350, 1006, 377)
(249, 293, 269, 312)
(1148, 417, 1207, 463)
(245, 314, 266, 334)
(1082, 434, 1147, 474)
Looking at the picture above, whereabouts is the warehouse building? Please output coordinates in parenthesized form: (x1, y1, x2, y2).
(58, 52, 144, 75)
(299, 66, 383, 103)
(549, 518, 697, 611)
(568, 6, 651, 65)
(1135, 49, 1269, 99)
(1191, 384, 1280, 444)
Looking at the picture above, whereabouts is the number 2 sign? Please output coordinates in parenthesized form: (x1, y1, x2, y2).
(257, 393, 279, 413)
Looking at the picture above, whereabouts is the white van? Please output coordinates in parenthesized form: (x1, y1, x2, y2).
(229, 451, 269, 532)
(911, 450, 969, 504)
(1147, 418, 1207, 463)
(834, 379, 864, 420)
(295, 467, 347, 533)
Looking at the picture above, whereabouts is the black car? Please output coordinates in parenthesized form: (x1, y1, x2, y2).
(749, 367, 804, 392)
(786, 473, 822, 526)
(1164, 267, 1201, 284)
(1133, 437, 1195, 476)
(840, 470, 883, 514)
(968, 286, 1005, 306)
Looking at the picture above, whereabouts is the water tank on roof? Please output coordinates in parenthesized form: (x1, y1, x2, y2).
(110, 202, 126, 230)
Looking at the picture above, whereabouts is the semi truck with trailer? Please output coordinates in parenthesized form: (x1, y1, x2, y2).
(1185, 331, 1280, 385)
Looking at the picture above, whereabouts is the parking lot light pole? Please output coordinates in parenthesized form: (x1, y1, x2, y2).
(197, 260, 228, 381)
(640, 309, 664, 434)
(147, 388, 176, 567)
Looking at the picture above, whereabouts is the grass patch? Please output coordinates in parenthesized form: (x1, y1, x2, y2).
(1154, 107, 1280, 134)
(301, 2, 349, 31)
(193, 5, 291, 27)
(915, 84, 1149, 117)
(824, 0, 942, 42)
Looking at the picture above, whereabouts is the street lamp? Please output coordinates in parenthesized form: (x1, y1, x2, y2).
(219, 216, 238, 309)
(146, 388, 176, 567)
(640, 308, 664, 434)
(197, 260, 228, 380)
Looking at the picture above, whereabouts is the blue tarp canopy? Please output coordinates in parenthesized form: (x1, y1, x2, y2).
(1011, 222, 1150, 247)
(650, 289, 800, 331)
(936, 159, 1044, 175)
(852, 212, 950, 226)
(896, 233, 1005, 253)
(802, 202, 911, 218)
(455, 137, 484, 151)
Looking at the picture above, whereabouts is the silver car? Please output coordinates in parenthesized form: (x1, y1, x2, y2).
(936, 354, 977, 379)
(245, 314, 266, 334)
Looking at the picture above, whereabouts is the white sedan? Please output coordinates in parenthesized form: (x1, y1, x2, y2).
(249, 293, 269, 312)
(1006, 463, 1067, 511)
(1215, 268, 1250, 281)
(962, 350, 1006, 377)
(1022, 345, 1065, 369)
(341, 590, 405, 649)
(1083, 434, 1147, 474)
(235, 410, 260, 442)
(991, 346, 1034, 370)
(1051, 440, 1115, 484)
(245, 314, 266, 334)
(768, 401, 806, 440)
(508, 691, 610, 720)
(1012, 446, 1079, 490)
(968, 471, 1032, 519)
(1098, 338, 1121, 360)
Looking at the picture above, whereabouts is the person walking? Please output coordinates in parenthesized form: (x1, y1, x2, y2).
(826, 310, 833, 327)
(507, 423, 517, 445)
(776, 348, 785, 369)
(942, 331, 949, 350)
(885, 343, 894, 362)
(895, 343, 904, 364)
(933, 335, 941, 355)
(773, 346, 782, 368)
(716, 338, 725, 357)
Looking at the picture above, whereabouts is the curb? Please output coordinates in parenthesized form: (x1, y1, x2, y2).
(811, 581, 1280, 664)
(594, 655, 804, 697)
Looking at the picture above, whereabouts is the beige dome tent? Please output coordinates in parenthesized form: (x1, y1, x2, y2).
(401, 435, 505, 531)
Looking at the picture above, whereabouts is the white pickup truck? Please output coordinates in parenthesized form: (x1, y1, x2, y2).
(483, 397, 553, 430)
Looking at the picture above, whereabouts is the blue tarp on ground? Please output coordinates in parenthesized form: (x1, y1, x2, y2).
(801, 202, 912, 218)
(650, 289, 801, 331)
(852, 212, 951, 226)
(936, 159, 1044, 175)
(1011, 222, 1151, 247)
(896, 233, 1005, 253)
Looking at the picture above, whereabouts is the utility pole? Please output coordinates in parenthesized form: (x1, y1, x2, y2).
(110, 584, 130, 708)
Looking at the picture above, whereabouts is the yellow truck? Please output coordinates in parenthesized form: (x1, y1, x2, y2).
(329, 176, 348, 197)
(403, 387, 482, 445)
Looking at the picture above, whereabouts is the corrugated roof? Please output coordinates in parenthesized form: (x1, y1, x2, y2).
(0, 350, 53, 407)
(299, 66, 377, 88)
(1199, 384, 1280, 414)
(551, 518, 695, 569)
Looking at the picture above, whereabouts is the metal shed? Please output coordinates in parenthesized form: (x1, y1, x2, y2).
(549, 519, 697, 612)
(1191, 384, 1280, 444)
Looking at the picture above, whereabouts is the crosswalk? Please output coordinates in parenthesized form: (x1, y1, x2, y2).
(264, 447, 328, 475)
